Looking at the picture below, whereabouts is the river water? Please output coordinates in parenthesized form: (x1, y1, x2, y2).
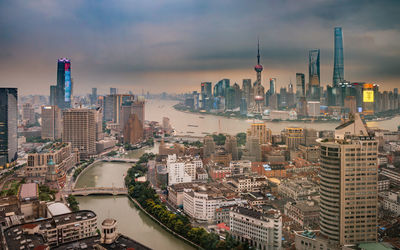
(75, 158, 193, 249)
(146, 99, 400, 135)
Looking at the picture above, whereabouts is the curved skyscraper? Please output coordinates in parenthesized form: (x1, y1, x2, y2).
(309, 49, 320, 100)
(333, 27, 344, 87)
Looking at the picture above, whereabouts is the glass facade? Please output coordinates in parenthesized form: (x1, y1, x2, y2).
(0, 88, 18, 167)
(333, 27, 344, 87)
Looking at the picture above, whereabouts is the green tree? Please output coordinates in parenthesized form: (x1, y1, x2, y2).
(236, 132, 246, 146)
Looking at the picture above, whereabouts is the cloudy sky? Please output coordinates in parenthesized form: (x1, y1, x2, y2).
(0, 0, 399, 96)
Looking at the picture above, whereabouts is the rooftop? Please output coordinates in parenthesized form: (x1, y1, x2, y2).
(19, 183, 38, 201)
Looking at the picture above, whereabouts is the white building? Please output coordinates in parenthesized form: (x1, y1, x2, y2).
(167, 154, 192, 186)
(307, 101, 320, 117)
(380, 191, 400, 216)
(182, 183, 245, 222)
(230, 206, 282, 250)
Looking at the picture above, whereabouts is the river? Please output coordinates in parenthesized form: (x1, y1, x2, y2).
(75, 159, 194, 250)
(145, 99, 400, 135)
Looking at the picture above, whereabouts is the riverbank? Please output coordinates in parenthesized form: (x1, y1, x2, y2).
(173, 103, 400, 123)
(127, 196, 202, 249)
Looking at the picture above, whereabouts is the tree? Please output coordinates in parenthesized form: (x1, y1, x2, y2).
(236, 132, 246, 146)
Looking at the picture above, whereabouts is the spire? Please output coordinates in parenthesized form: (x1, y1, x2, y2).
(257, 38, 260, 65)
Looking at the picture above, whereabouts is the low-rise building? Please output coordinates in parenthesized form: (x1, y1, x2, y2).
(226, 176, 267, 193)
(378, 174, 390, 191)
(284, 200, 319, 228)
(183, 183, 245, 222)
(230, 206, 282, 249)
(278, 178, 319, 201)
(380, 191, 400, 216)
(380, 166, 400, 186)
(4, 210, 97, 249)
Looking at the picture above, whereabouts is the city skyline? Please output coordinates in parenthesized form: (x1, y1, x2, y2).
(0, 0, 399, 95)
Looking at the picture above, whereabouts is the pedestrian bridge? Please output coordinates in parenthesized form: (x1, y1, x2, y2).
(102, 158, 138, 163)
(66, 187, 128, 196)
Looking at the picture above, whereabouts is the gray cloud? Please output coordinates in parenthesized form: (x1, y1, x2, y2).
(0, 0, 399, 95)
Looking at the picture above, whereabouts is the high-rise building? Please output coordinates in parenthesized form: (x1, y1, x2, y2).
(55, 58, 72, 109)
(41, 105, 62, 140)
(203, 136, 216, 158)
(252, 40, 265, 113)
(123, 114, 143, 145)
(269, 78, 276, 95)
(224, 135, 238, 160)
(62, 109, 97, 159)
(242, 79, 252, 109)
(22, 103, 35, 125)
(247, 122, 272, 144)
(283, 127, 304, 150)
(201, 82, 212, 110)
(309, 49, 321, 100)
(90, 88, 97, 105)
(103, 94, 135, 123)
(50, 85, 57, 106)
(318, 114, 378, 245)
(110, 88, 117, 95)
(0, 88, 18, 168)
(333, 27, 344, 87)
(296, 73, 305, 99)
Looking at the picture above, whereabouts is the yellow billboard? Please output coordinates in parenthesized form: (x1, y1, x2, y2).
(363, 90, 374, 103)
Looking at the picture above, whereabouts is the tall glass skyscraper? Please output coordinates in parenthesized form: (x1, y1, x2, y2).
(0, 88, 18, 168)
(55, 58, 72, 109)
(333, 27, 344, 87)
(269, 78, 276, 95)
(309, 49, 320, 100)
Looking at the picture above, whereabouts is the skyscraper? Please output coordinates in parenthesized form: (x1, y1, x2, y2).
(333, 27, 344, 87)
(41, 105, 62, 140)
(62, 109, 97, 159)
(309, 49, 320, 100)
(296, 73, 305, 99)
(110, 88, 117, 95)
(90, 88, 97, 105)
(56, 58, 72, 109)
(201, 82, 212, 109)
(269, 78, 276, 95)
(0, 88, 18, 168)
(318, 114, 377, 245)
(22, 103, 35, 125)
(242, 79, 252, 109)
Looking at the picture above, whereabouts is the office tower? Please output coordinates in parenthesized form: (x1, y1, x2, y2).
(309, 49, 321, 100)
(287, 81, 295, 107)
(279, 87, 287, 109)
(56, 58, 72, 109)
(318, 114, 378, 245)
(90, 88, 97, 105)
(288, 80, 293, 94)
(201, 82, 212, 109)
(297, 97, 308, 117)
(247, 122, 272, 144)
(224, 135, 238, 160)
(214, 79, 230, 97)
(232, 83, 241, 108)
(0, 88, 18, 168)
(269, 78, 276, 95)
(240, 98, 247, 116)
(225, 87, 235, 110)
(120, 100, 145, 131)
(22, 103, 35, 125)
(269, 93, 278, 110)
(333, 27, 344, 87)
(203, 136, 216, 158)
(242, 79, 252, 108)
(283, 127, 303, 150)
(123, 114, 143, 145)
(95, 107, 104, 141)
(243, 136, 262, 162)
(252, 40, 265, 113)
(110, 88, 117, 95)
(41, 105, 62, 140)
(296, 73, 305, 99)
(362, 83, 375, 115)
(103, 94, 135, 123)
(62, 109, 96, 159)
(50, 85, 57, 106)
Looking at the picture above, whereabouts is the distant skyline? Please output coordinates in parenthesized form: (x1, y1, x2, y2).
(0, 0, 399, 95)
